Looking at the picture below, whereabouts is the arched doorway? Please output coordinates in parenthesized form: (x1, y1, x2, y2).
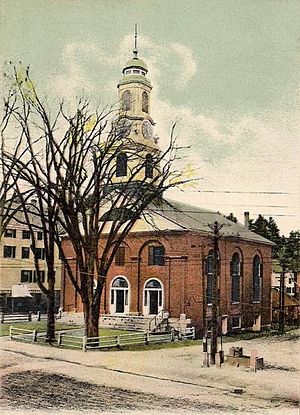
(110, 276, 129, 314)
(143, 279, 163, 315)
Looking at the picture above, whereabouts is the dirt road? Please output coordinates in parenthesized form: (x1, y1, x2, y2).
(0, 331, 299, 415)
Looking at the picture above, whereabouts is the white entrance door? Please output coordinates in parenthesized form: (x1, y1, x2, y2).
(110, 277, 129, 314)
(143, 279, 163, 315)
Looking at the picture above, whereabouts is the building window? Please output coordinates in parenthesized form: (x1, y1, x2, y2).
(122, 90, 131, 111)
(231, 316, 241, 329)
(253, 255, 262, 302)
(33, 270, 46, 283)
(115, 246, 125, 266)
(22, 247, 30, 259)
(148, 245, 165, 266)
(4, 229, 16, 238)
(133, 69, 140, 74)
(22, 230, 31, 239)
(3, 245, 16, 258)
(231, 252, 241, 303)
(35, 248, 45, 260)
(116, 153, 127, 177)
(125, 70, 131, 75)
(142, 91, 149, 113)
(145, 154, 154, 179)
(37, 232, 43, 241)
(21, 270, 33, 283)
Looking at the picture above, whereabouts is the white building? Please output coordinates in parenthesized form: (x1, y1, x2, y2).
(271, 271, 296, 296)
(0, 216, 61, 313)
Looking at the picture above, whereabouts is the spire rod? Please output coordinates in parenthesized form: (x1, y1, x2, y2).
(133, 24, 138, 58)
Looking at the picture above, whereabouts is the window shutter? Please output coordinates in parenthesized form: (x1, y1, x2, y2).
(148, 246, 154, 265)
(159, 246, 165, 266)
(260, 262, 263, 300)
(204, 257, 208, 274)
(240, 261, 243, 278)
(260, 262, 263, 278)
(111, 290, 114, 305)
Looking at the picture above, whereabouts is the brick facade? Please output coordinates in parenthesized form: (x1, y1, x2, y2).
(61, 229, 272, 334)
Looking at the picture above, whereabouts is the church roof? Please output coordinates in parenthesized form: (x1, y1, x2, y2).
(143, 198, 274, 245)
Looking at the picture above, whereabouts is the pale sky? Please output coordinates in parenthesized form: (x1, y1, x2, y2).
(1, 0, 299, 235)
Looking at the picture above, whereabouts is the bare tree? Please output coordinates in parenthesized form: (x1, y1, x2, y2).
(11, 191, 60, 342)
(3, 64, 192, 338)
(0, 82, 27, 237)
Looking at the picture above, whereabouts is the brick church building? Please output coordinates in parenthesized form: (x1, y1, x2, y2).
(61, 37, 273, 335)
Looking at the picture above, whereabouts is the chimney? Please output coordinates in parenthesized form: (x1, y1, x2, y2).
(244, 211, 250, 229)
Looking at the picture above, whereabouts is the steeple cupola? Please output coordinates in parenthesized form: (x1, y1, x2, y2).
(111, 26, 160, 192)
(118, 24, 152, 90)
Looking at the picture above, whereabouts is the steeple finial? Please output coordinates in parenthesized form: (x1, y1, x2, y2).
(133, 24, 138, 58)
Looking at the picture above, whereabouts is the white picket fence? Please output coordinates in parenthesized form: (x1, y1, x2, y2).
(9, 325, 195, 351)
(9, 326, 38, 343)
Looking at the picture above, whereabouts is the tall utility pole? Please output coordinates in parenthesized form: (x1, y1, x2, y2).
(208, 221, 223, 365)
(278, 250, 287, 333)
(277, 244, 290, 333)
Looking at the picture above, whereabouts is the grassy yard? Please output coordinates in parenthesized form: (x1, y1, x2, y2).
(0, 322, 133, 337)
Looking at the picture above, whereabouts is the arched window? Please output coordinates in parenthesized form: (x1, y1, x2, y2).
(253, 255, 262, 302)
(231, 252, 241, 303)
(122, 90, 131, 111)
(142, 91, 149, 113)
(145, 154, 153, 179)
(112, 277, 128, 288)
(145, 279, 162, 289)
(116, 153, 127, 177)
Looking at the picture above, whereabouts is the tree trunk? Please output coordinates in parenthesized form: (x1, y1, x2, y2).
(46, 289, 55, 343)
(83, 300, 100, 339)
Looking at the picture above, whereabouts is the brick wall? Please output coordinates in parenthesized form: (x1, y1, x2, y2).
(61, 231, 272, 333)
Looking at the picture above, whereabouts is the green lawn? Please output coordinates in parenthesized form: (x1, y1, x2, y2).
(0, 321, 135, 337)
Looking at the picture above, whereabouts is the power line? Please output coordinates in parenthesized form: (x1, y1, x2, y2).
(195, 190, 293, 195)
(201, 204, 297, 209)
(250, 214, 295, 217)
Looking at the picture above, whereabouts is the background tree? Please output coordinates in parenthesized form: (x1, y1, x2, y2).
(3, 64, 192, 338)
(249, 214, 282, 256)
(286, 230, 300, 275)
(225, 212, 237, 223)
(0, 85, 26, 238)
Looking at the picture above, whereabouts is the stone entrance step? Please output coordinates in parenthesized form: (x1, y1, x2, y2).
(99, 315, 152, 331)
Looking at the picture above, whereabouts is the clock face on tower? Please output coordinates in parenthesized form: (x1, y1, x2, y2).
(116, 117, 132, 138)
(142, 120, 153, 140)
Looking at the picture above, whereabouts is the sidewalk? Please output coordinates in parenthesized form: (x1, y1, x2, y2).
(1, 332, 299, 415)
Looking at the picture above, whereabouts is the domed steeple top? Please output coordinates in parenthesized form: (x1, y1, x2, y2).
(122, 24, 148, 74)
(118, 25, 151, 88)
(123, 57, 148, 73)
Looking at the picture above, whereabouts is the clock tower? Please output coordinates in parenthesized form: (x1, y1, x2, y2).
(112, 26, 160, 189)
